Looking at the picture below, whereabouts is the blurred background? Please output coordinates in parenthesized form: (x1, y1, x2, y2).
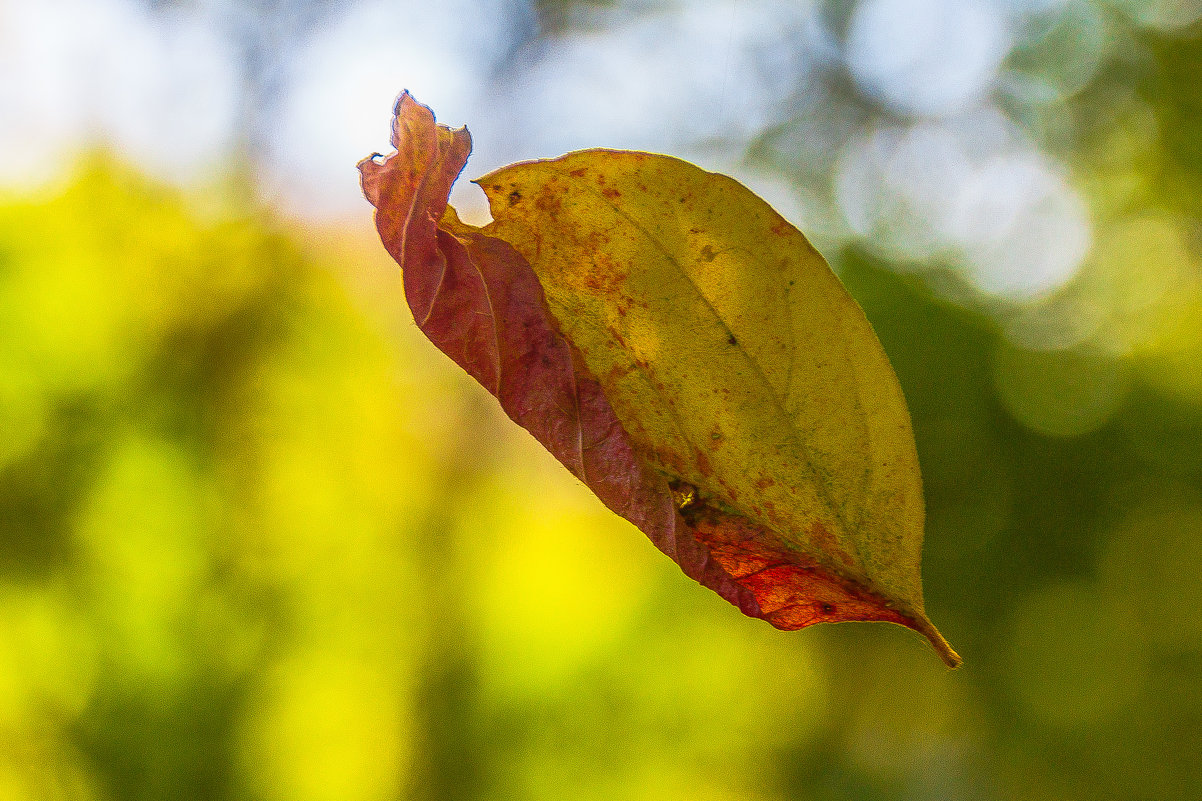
(2, 0, 1201, 799)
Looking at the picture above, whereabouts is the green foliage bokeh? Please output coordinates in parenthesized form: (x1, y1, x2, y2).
(1, 152, 1200, 800)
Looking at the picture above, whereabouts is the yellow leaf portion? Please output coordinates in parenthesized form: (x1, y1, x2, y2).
(478, 151, 948, 652)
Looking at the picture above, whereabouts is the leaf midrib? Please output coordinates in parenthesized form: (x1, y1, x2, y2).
(568, 172, 859, 559)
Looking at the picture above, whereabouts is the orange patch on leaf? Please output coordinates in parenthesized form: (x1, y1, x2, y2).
(684, 505, 913, 630)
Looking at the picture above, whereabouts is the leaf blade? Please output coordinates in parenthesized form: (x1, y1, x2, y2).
(362, 96, 960, 667)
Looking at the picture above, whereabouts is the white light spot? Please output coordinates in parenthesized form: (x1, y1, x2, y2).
(949, 153, 1091, 300)
(835, 111, 1091, 299)
(845, 0, 1012, 117)
(834, 123, 974, 262)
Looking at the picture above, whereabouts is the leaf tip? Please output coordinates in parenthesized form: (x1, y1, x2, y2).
(911, 616, 963, 669)
(393, 88, 418, 115)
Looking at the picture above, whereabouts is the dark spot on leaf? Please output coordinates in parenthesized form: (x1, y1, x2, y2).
(508, 190, 522, 206)
(821, 602, 835, 614)
(727, 333, 738, 346)
(536, 191, 562, 213)
(569, 167, 587, 177)
(700, 245, 718, 263)
(602, 187, 621, 200)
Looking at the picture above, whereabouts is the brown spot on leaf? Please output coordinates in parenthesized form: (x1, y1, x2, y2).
(604, 324, 630, 351)
(604, 362, 638, 387)
(535, 189, 562, 214)
(584, 255, 626, 291)
(700, 244, 718, 262)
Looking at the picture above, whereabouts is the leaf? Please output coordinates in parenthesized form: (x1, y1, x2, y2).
(360, 93, 960, 668)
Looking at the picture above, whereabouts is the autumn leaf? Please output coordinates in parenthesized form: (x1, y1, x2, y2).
(360, 93, 960, 668)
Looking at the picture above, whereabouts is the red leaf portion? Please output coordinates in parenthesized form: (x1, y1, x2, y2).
(360, 94, 954, 660)
(682, 504, 915, 629)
